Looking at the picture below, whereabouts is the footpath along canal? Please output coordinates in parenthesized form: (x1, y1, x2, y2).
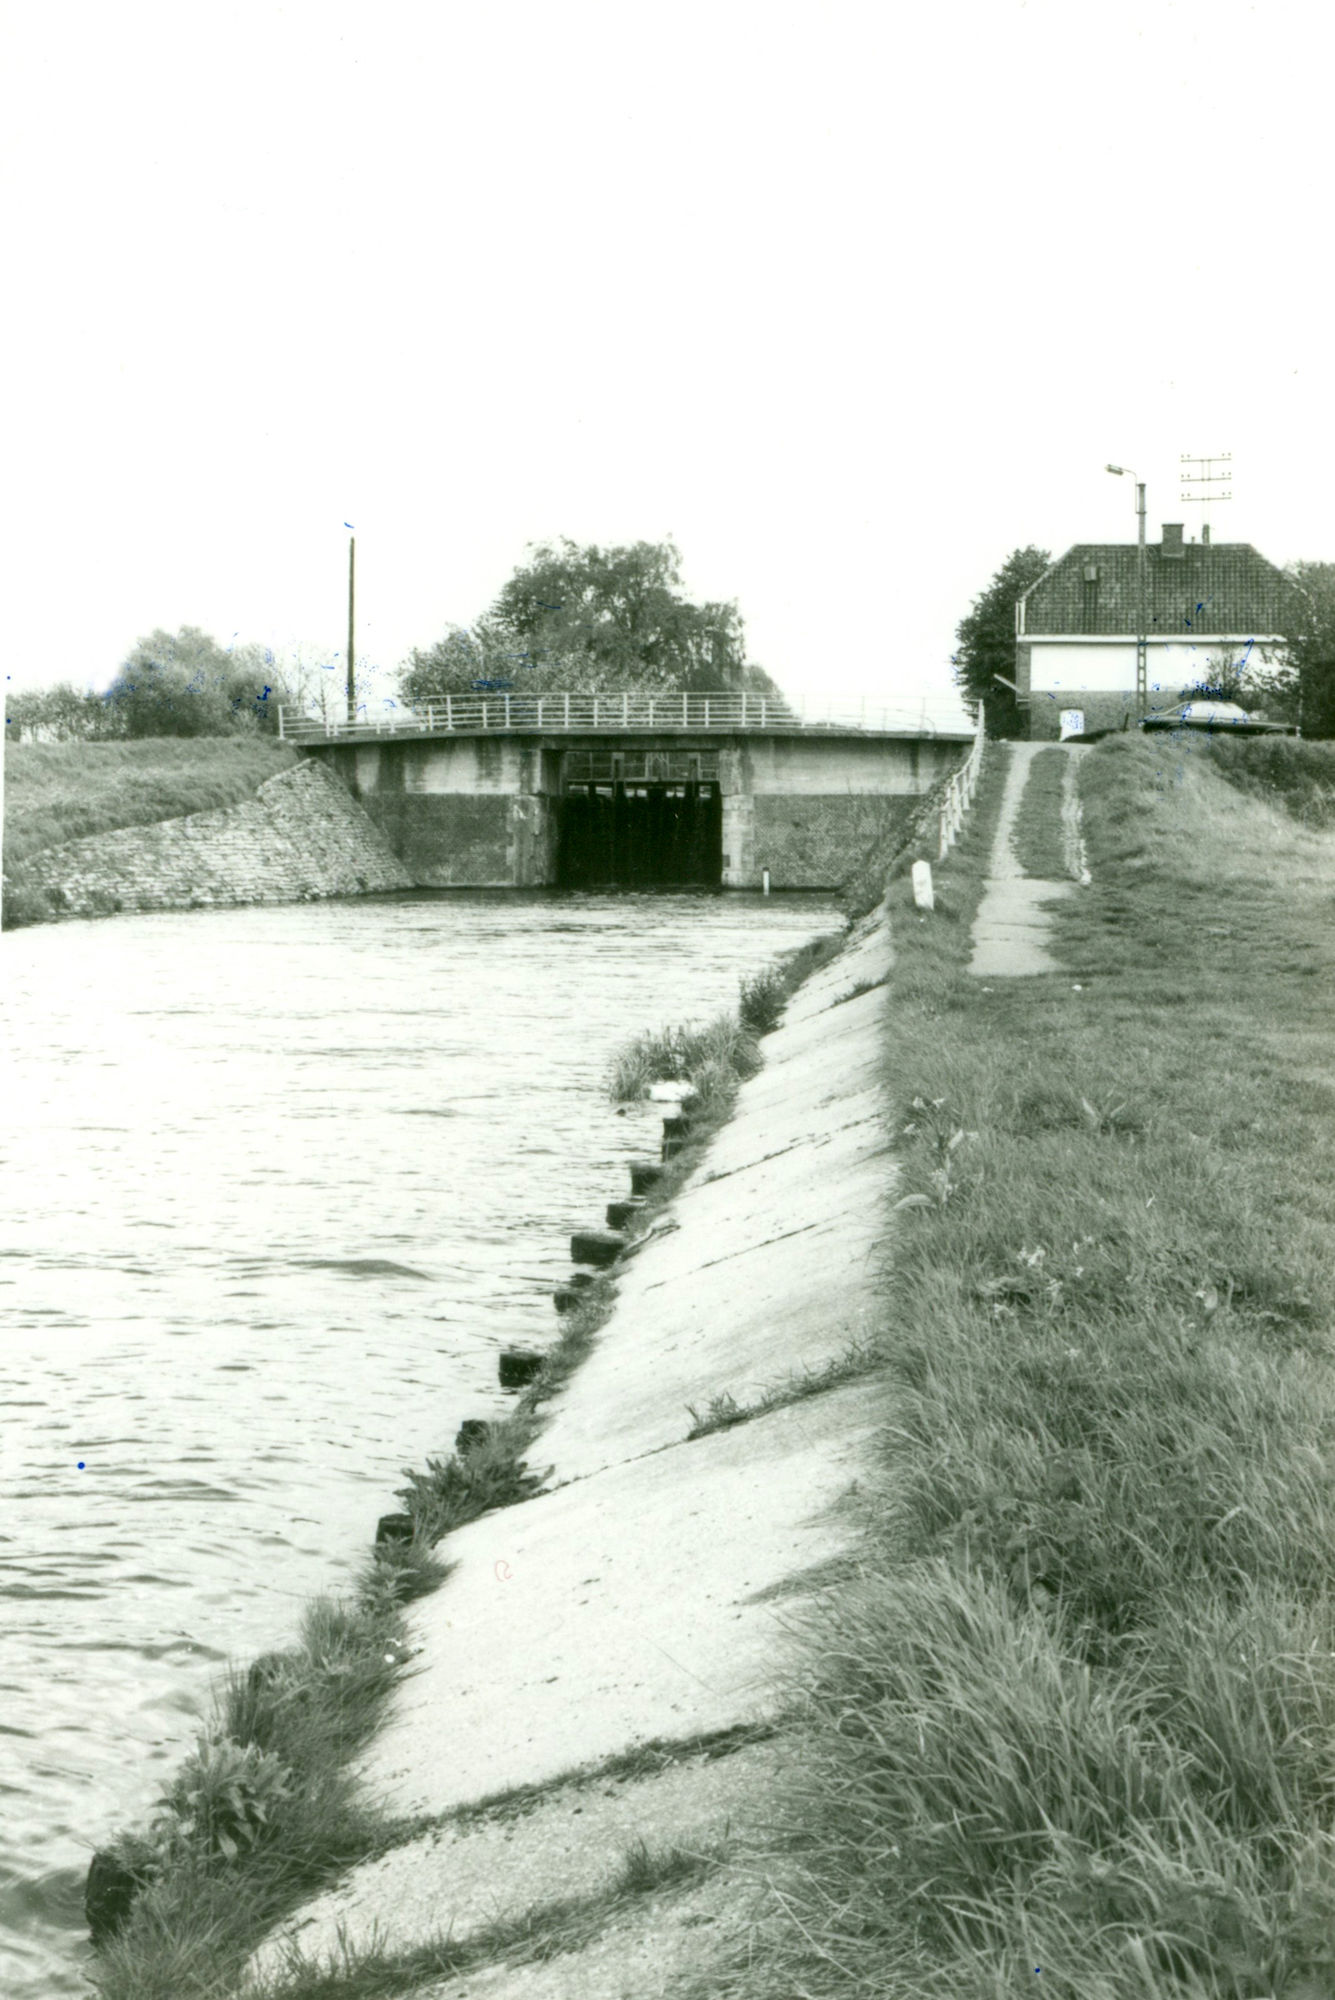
(0, 887, 840, 2000)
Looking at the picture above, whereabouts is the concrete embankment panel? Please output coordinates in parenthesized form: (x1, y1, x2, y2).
(362, 1380, 878, 1821)
(251, 1702, 784, 1978)
(6, 761, 410, 919)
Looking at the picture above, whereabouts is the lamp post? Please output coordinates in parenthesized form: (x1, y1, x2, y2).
(1106, 466, 1148, 714)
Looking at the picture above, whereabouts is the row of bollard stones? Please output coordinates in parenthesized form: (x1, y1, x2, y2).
(375, 1089, 695, 1558)
(87, 1090, 697, 1943)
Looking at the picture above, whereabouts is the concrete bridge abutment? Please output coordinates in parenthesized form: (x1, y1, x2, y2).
(305, 727, 966, 892)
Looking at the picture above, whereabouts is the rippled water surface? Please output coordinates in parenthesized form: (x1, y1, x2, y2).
(0, 888, 839, 1998)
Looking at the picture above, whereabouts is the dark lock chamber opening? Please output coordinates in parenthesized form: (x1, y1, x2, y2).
(556, 749, 724, 889)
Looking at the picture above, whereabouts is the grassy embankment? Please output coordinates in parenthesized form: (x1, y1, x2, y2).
(1200, 733, 1335, 830)
(3, 737, 297, 865)
(2, 737, 297, 924)
(88, 927, 843, 2000)
(687, 735, 1335, 2000)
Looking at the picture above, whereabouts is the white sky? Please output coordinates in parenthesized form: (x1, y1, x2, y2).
(4, 0, 1332, 723)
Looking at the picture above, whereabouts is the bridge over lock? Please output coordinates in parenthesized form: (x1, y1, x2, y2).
(279, 693, 976, 891)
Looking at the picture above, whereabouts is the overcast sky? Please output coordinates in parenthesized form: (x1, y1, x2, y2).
(4, 0, 1331, 723)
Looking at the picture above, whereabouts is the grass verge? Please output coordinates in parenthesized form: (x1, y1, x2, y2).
(4, 737, 296, 868)
(1011, 743, 1071, 877)
(1200, 732, 1335, 829)
(685, 732, 1335, 2000)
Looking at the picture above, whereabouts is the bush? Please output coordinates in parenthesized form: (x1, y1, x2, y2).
(1, 878, 60, 928)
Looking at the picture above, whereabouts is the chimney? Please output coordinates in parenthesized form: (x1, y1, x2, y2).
(1202, 523, 1211, 547)
(1161, 523, 1185, 559)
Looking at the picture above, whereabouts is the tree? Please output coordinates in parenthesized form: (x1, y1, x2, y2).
(1188, 646, 1254, 707)
(401, 540, 783, 702)
(103, 628, 280, 737)
(953, 545, 1052, 738)
(1250, 561, 1335, 737)
(399, 621, 561, 704)
(5, 682, 109, 741)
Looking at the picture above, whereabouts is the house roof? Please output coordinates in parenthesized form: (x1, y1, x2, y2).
(1018, 540, 1294, 638)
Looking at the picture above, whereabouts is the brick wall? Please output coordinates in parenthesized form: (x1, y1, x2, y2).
(357, 792, 528, 885)
(6, 761, 411, 923)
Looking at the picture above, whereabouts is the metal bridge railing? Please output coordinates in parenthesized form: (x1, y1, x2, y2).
(277, 692, 970, 742)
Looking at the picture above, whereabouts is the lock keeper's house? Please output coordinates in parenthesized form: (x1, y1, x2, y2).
(1014, 524, 1294, 738)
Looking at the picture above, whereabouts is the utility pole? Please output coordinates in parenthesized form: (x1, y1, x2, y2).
(1106, 465, 1148, 713)
(346, 533, 356, 727)
(1135, 479, 1147, 713)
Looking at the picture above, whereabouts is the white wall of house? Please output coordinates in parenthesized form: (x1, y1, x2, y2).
(1028, 638, 1283, 696)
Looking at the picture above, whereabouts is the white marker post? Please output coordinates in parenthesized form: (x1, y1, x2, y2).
(911, 859, 934, 910)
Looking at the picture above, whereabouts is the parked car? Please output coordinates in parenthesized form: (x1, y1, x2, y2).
(1139, 700, 1298, 736)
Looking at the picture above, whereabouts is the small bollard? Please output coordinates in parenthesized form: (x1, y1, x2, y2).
(569, 1269, 595, 1289)
(375, 1511, 415, 1549)
(499, 1347, 543, 1389)
(629, 1159, 664, 1194)
(606, 1196, 645, 1230)
(455, 1419, 490, 1455)
(553, 1285, 579, 1314)
(647, 1080, 698, 1106)
(911, 859, 935, 911)
(662, 1128, 688, 1161)
(570, 1229, 626, 1267)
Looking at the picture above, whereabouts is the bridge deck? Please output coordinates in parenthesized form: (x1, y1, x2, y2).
(278, 693, 972, 745)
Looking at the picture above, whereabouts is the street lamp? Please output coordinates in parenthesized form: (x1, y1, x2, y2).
(1106, 465, 1148, 714)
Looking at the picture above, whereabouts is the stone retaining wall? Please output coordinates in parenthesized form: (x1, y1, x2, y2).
(6, 761, 411, 922)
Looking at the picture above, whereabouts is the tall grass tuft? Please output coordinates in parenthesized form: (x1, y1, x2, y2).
(607, 1012, 760, 1103)
(738, 964, 787, 1036)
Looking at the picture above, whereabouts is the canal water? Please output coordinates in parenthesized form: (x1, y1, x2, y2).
(0, 888, 840, 1999)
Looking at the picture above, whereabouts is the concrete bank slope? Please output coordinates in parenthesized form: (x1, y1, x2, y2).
(249, 907, 897, 1996)
(7, 761, 409, 921)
